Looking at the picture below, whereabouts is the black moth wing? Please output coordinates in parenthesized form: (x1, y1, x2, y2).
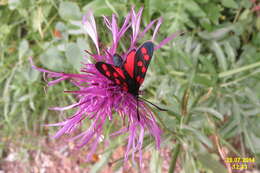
(133, 41, 154, 85)
(95, 62, 131, 92)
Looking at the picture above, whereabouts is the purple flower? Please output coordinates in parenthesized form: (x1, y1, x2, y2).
(31, 7, 179, 166)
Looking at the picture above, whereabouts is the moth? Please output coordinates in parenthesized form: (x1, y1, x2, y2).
(95, 41, 166, 120)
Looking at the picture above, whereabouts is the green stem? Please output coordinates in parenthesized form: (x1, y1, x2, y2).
(168, 143, 181, 173)
(170, 61, 260, 78)
(168, 89, 190, 173)
(220, 69, 260, 87)
(169, 70, 185, 77)
(218, 61, 260, 78)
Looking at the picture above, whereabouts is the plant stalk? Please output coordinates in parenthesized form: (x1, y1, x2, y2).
(168, 143, 181, 173)
(168, 89, 190, 173)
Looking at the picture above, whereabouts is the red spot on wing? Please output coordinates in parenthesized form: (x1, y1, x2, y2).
(113, 72, 118, 78)
(105, 71, 111, 77)
(114, 67, 126, 79)
(142, 67, 146, 73)
(136, 76, 140, 82)
(136, 75, 144, 84)
(144, 55, 150, 61)
(124, 50, 136, 78)
(115, 79, 121, 84)
(141, 47, 147, 54)
(102, 64, 108, 70)
(137, 61, 143, 67)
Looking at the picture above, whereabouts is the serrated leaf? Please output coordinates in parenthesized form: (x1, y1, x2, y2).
(59, 1, 81, 20)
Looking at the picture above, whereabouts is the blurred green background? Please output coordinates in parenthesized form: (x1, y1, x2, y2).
(1, 0, 260, 172)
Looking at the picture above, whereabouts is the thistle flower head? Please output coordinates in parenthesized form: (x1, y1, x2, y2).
(31, 7, 179, 166)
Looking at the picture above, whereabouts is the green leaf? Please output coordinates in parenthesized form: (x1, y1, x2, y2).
(40, 47, 66, 71)
(256, 17, 260, 31)
(194, 75, 213, 87)
(211, 41, 227, 71)
(252, 32, 260, 46)
(8, 0, 21, 10)
(239, 9, 250, 21)
(199, 18, 212, 31)
(220, 117, 239, 138)
(203, 2, 221, 24)
(243, 128, 257, 154)
(223, 41, 236, 64)
(184, 0, 206, 18)
(19, 39, 29, 59)
(198, 25, 234, 40)
(77, 38, 89, 57)
(65, 43, 83, 71)
(199, 55, 217, 75)
(193, 107, 224, 120)
(150, 150, 162, 173)
(59, 2, 81, 20)
(183, 126, 213, 148)
(31, 7, 44, 32)
(191, 44, 201, 65)
(22, 67, 40, 83)
(83, 0, 125, 17)
(195, 0, 209, 3)
(244, 88, 260, 106)
(221, 0, 238, 9)
(197, 153, 227, 173)
(247, 133, 260, 153)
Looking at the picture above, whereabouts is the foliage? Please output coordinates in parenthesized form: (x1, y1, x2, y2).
(1, 0, 260, 172)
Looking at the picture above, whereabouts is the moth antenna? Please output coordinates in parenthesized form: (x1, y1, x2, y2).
(138, 97, 168, 111)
